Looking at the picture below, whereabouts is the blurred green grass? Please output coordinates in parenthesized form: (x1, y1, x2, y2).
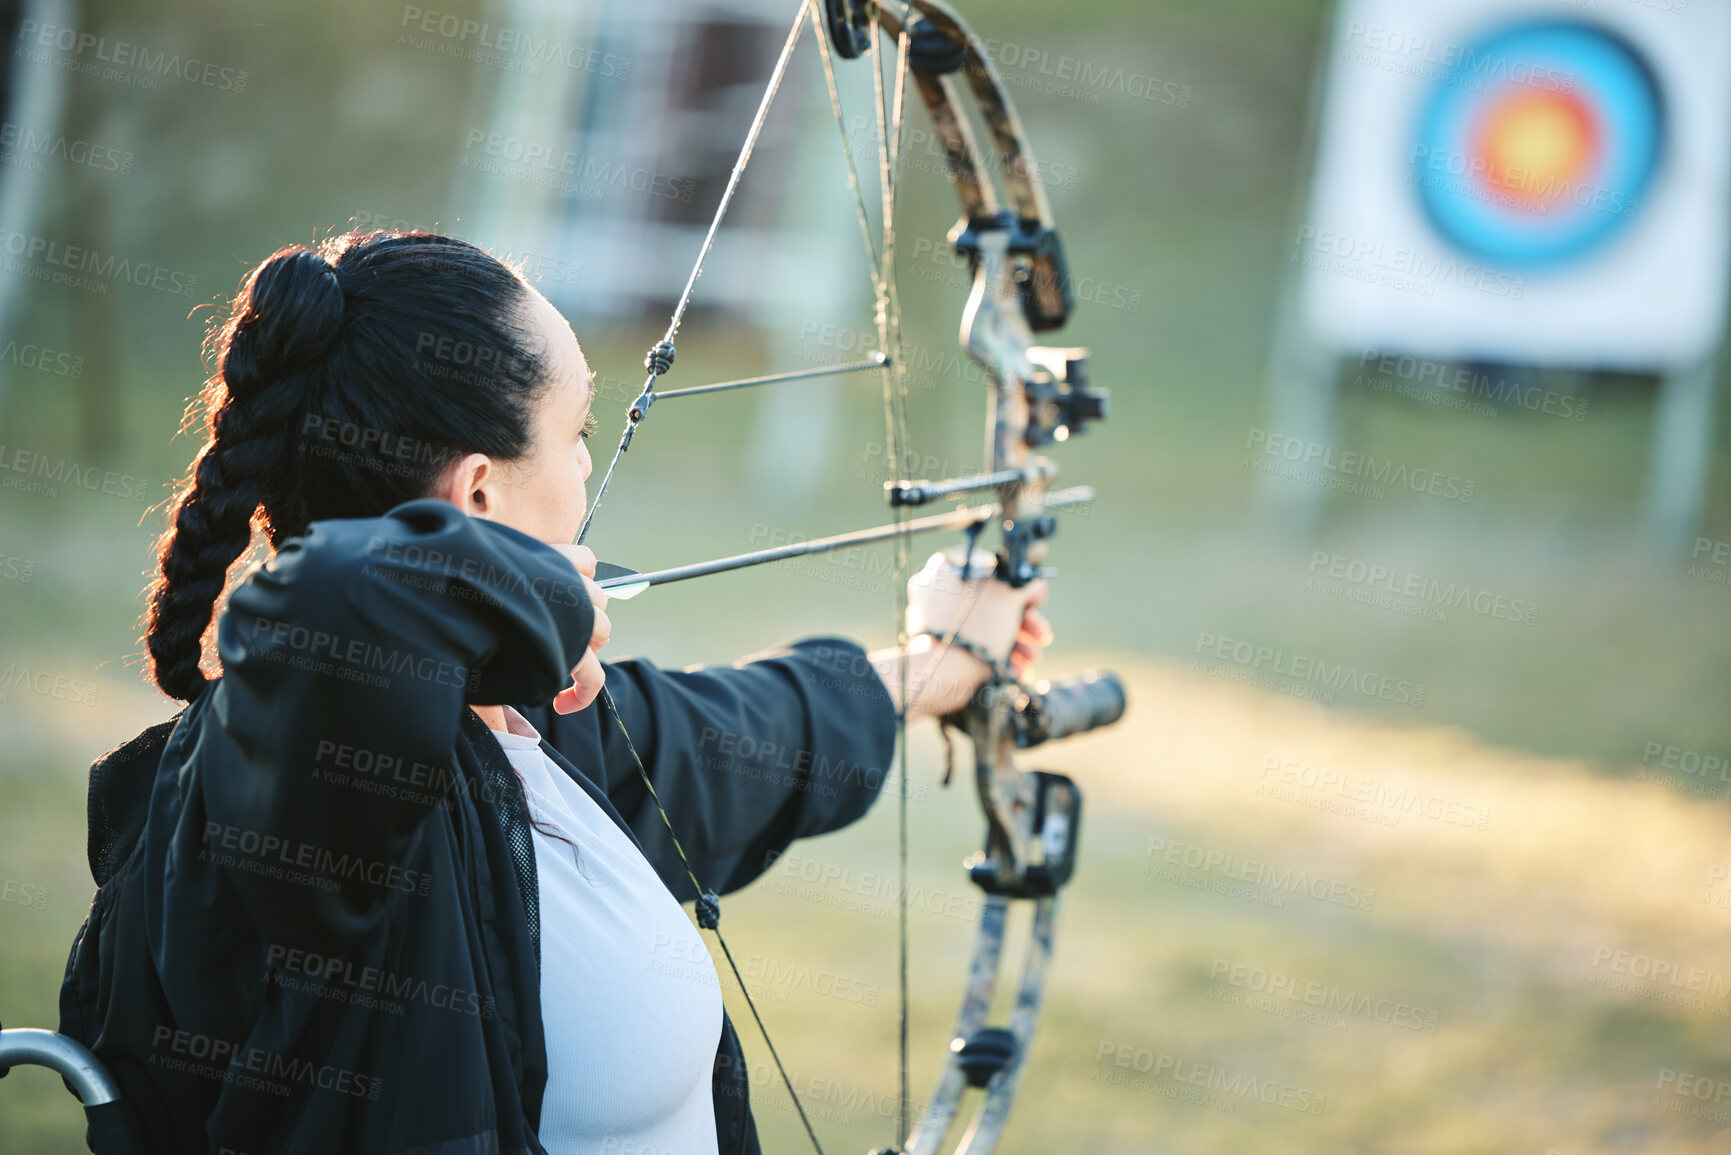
(5, 0, 1731, 1151)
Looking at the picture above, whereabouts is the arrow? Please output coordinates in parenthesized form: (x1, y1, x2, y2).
(591, 500, 1033, 601)
(591, 488, 1092, 601)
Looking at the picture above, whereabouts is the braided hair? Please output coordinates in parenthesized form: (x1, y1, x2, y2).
(143, 230, 549, 703)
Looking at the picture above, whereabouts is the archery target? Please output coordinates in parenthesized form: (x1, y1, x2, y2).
(1298, 0, 1731, 372)
(1411, 21, 1663, 269)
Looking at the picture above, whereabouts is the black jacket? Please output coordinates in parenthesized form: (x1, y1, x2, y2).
(58, 499, 896, 1154)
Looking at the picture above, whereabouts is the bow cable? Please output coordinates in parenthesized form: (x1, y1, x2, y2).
(577, 4, 809, 547)
(805, 0, 887, 309)
(571, 5, 829, 1151)
(567, 4, 989, 1151)
(866, 3, 921, 1144)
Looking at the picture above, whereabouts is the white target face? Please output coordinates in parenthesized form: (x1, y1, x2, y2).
(1299, 0, 1731, 372)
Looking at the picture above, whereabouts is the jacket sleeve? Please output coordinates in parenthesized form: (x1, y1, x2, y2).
(527, 637, 898, 900)
(172, 497, 593, 950)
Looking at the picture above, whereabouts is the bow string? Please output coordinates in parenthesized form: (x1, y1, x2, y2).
(570, 4, 1124, 1152)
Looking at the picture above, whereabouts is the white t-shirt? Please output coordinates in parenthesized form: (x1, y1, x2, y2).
(490, 706, 723, 1155)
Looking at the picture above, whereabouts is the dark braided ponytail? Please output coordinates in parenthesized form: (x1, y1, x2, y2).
(143, 231, 549, 702)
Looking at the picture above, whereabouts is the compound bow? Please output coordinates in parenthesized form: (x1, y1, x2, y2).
(576, 2, 1125, 1152)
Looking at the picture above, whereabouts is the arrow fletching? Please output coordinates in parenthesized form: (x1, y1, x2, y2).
(594, 561, 652, 601)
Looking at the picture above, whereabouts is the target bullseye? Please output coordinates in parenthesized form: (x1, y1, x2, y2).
(1475, 89, 1600, 208)
(1412, 21, 1663, 269)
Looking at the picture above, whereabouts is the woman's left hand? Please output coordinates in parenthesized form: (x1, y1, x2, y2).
(870, 548, 1054, 721)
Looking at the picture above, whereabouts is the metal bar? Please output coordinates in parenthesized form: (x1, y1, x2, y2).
(888, 467, 1025, 507)
(0, 1028, 123, 1105)
(654, 354, 888, 400)
(598, 503, 995, 591)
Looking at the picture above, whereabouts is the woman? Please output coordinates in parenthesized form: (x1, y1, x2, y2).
(58, 230, 1050, 1155)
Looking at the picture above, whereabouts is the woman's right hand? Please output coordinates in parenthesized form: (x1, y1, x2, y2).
(546, 543, 610, 714)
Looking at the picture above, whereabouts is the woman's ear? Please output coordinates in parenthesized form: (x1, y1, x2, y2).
(433, 452, 497, 517)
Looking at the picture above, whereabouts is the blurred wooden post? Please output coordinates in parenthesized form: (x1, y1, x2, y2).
(0, 0, 72, 425)
(1258, 277, 1336, 538)
(61, 2, 122, 459)
(1646, 353, 1721, 556)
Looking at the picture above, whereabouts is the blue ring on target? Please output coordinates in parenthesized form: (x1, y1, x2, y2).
(1411, 21, 1664, 270)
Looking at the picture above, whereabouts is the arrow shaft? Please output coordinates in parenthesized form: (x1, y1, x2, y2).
(599, 504, 995, 591)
